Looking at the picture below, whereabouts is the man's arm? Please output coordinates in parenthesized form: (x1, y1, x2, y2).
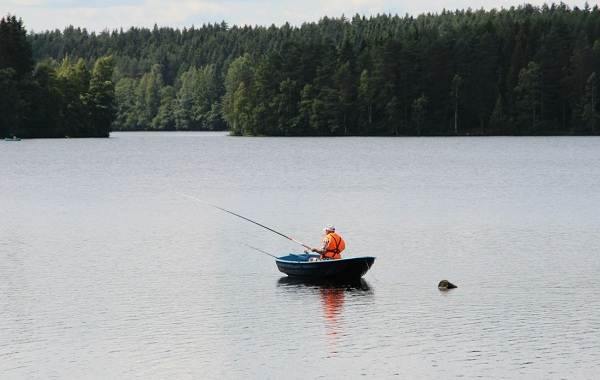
(311, 237, 329, 254)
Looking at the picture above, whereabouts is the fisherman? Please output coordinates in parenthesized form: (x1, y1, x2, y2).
(311, 225, 345, 260)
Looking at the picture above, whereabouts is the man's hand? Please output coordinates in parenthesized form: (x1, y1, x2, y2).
(311, 248, 318, 253)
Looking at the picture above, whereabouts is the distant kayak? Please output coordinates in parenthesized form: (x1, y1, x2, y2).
(4, 137, 21, 141)
(276, 253, 375, 280)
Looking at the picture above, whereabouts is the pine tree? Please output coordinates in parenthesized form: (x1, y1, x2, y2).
(56, 57, 91, 137)
(152, 85, 176, 130)
(222, 55, 254, 134)
(411, 95, 428, 136)
(0, 68, 20, 137)
(0, 15, 33, 78)
(581, 72, 599, 134)
(489, 95, 508, 134)
(24, 63, 55, 137)
(515, 61, 541, 133)
(135, 64, 163, 128)
(87, 56, 116, 137)
(114, 77, 138, 130)
(451, 74, 463, 135)
(358, 70, 376, 133)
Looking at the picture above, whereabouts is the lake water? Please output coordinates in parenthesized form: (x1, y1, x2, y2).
(2, 132, 600, 379)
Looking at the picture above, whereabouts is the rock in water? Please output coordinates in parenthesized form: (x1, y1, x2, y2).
(438, 280, 457, 290)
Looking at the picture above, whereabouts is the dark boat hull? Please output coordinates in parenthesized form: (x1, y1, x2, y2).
(276, 254, 375, 280)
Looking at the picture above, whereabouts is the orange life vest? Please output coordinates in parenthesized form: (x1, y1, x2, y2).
(322, 232, 345, 260)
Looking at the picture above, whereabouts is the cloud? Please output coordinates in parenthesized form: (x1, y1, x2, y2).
(4, 0, 143, 8)
(2, 0, 590, 32)
(6, 0, 227, 31)
(3, 0, 46, 6)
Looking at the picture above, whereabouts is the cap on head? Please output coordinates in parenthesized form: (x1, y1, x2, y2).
(324, 225, 335, 232)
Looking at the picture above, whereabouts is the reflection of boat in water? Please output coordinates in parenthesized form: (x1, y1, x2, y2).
(277, 277, 372, 349)
(276, 253, 375, 281)
(321, 287, 345, 331)
(277, 276, 371, 290)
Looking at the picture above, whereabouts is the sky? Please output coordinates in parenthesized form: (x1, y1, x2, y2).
(1, 0, 592, 32)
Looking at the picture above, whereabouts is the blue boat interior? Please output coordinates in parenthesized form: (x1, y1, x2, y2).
(277, 253, 320, 262)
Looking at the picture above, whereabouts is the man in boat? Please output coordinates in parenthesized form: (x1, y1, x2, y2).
(311, 225, 345, 260)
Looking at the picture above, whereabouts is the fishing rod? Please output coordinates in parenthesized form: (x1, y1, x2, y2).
(178, 193, 314, 250)
(243, 244, 278, 258)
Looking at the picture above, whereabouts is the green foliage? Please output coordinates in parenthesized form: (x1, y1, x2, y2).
(0, 15, 33, 78)
(153, 85, 176, 130)
(10, 4, 600, 136)
(87, 56, 115, 137)
(0, 68, 20, 137)
(57, 58, 91, 136)
(489, 95, 508, 133)
(29, 61, 63, 137)
(0, 15, 33, 137)
(515, 61, 542, 133)
(581, 72, 599, 133)
(451, 74, 463, 135)
(223, 55, 254, 135)
(135, 64, 163, 128)
(114, 77, 137, 129)
(174, 64, 224, 130)
(0, 14, 116, 138)
(358, 70, 376, 131)
(411, 95, 428, 136)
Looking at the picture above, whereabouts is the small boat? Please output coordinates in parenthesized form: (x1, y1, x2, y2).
(4, 137, 21, 141)
(276, 253, 375, 280)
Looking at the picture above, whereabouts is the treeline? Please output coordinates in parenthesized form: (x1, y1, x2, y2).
(31, 21, 242, 132)
(0, 16, 115, 138)
(25, 4, 600, 135)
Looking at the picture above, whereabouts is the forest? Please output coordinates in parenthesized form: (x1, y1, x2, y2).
(4, 4, 600, 137)
(1, 16, 115, 138)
